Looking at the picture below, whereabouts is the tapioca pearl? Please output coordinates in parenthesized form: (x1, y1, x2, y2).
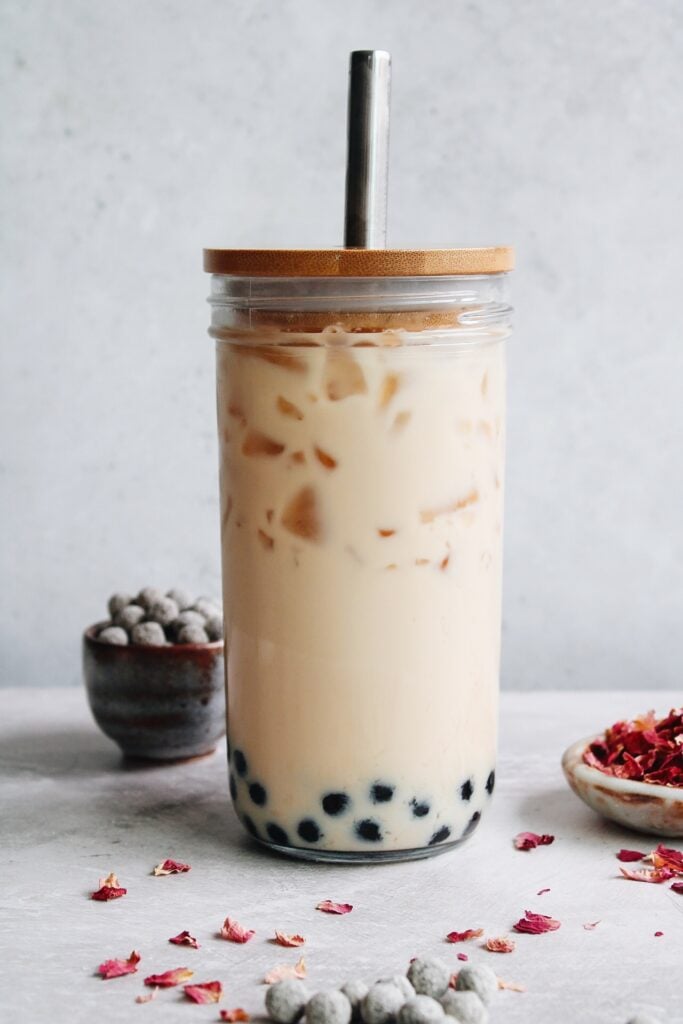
(297, 818, 322, 843)
(462, 811, 481, 837)
(460, 778, 473, 802)
(266, 822, 289, 845)
(428, 825, 452, 846)
(355, 818, 383, 842)
(485, 770, 495, 795)
(241, 814, 259, 838)
(410, 799, 430, 818)
(322, 791, 350, 816)
(249, 781, 267, 806)
(234, 749, 248, 777)
(229, 773, 237, 801)
(371, 782, 395, 803)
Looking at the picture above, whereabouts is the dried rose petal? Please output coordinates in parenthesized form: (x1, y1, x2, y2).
(456, 953, 468, 962)
(144, 968, 194, 987)
(485, 936, 516, 953)
(184, 981, 223, 1004)
(97, 951, 140, 979)
(513, 910, 561, 934)
(583, 707, 683, 786)
(136, 988, 158, 1004)
(536, 888, 551, 896)
(169, 930, 200, 949)
(671, 881, 683, 894)
(153, 859, 191, 876)
(445, 929, 484, 943)
(583, 921, 600, 930)
(651, 844, 683, 874)
(619, 866, 675, 884)
(220, 1010, 251, 1022)
(498, 979, 527, 993)
(654, 931, 664, 937)
(91, 872, 127, 901)
(220, 918, 255, 943)
(514, 832, 555, 851)
(616, 848, 647, 862)
(274, 931, 305, 947)
(316, 900, 353, 915)
(263, 957, 306, 984)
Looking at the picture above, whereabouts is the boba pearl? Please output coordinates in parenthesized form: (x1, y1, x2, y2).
(454, 966, 497, 1007)
(265, 978, 310, 1024)
(147, 596, 179, 627)
(167, 587, 193, 610)
(131, 621, 167, 646)
(440, 991, 487, 1024)
(361, 982, 405, 1024)
(460, 779, 473, 802)
(137, 586, 165, 610)
(398, 996, 445, 1024)
(177, 624, 210, 645)
(340, 981, 369, 1020)
(171, 610, 206, 635)
(205, 613, 224, 641)
(193, 597, 220, 618)
(114, 604, 146, 631)
(97, 626, 129, 645)
(306, 992, 352, 1024)
(107, 592, 133, 617)
(406, 959, 450, 1000)
(380, 977, 414, 1002)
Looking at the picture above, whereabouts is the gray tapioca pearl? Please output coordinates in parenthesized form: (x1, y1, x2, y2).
(107, 592, 133, 617)
(406, 959, 450, 999)
(177, 624, 209, 645)
(114, 604, 146, 631)
(340, 981, 369, 1021)
(136, 586, 165, 610)
(453, 966, 497, 1007)
(131, 621, 167, 646)
(380, 978, 414, 1002)
(205, 613, 224, 641)
(440, 991, 488, 1024)
(265, 979, 310, 1024)
(398, 996, 445, 1024)
(306, 992, 352, 1024)
(361, 982, 405, 1024)
(147, 597, 179, 627)
(193, 596, 220, 618)
(167, 587, 193, 610)
(97, 626, 129, 645)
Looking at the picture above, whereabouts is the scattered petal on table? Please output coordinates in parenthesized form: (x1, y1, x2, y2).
(513, 910, 561, 934)
(97, 951, 140, 979)
(153, 859, 191, 876)
(184, 981, 223, 1004)
(220, 918, 255, 943)
(143, 968, 193, 987)
(445, 929, 483, 943)
(316, 900, 353, 915)
(274, 931, 305, 947)
(169, 930, 200, 948)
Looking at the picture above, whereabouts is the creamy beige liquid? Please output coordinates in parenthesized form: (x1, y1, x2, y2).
(216, 324, 505, 855)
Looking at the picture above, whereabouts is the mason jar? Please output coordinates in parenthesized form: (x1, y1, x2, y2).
(204, 247, 513, 862)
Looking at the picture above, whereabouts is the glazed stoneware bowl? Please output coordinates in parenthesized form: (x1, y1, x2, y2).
(83, 623, 226, 761)
(562, 736, 683, 838)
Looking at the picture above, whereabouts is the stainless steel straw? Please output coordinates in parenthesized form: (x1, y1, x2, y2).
(343, 50, 392, 249)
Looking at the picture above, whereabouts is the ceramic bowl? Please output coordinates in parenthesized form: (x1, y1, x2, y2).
(562, 735, 683, 838)
(83, 623, 226, 761)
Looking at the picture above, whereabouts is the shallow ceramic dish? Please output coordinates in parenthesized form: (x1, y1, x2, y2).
(83, 623, 226, 761)
(562, 735, 683, 838)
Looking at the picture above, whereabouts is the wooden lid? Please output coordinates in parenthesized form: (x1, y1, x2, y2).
(203, 247, 514, 277)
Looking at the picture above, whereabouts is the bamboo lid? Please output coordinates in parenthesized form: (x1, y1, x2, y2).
(203, 247, 514, 277)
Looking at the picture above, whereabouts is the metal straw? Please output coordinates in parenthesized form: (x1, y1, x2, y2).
(343, 50, 392, 249)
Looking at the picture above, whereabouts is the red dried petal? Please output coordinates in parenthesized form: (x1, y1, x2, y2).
(263, 957, 306, 984)
(169, 930, 200, 948)
(619, 866, 675, 884)
(274, 931, 305, 947)
(536, 888, 551, 896)
(514, 832, 555, 851)
(582, 921, 600, 930)
(616, 849, 647, 862)
(91, 871, 127, 901)
(512, 910, 561, 934)
(144, 967, 194, 987)
(456, 953, 468, 962)
(316, 899, 353, 915)
(220, 917, 256, 943)
(220, 1010, 251, 1022)
(446, 929, 484, 943)
(184, 981, 223, 1004)
(153, 858, 191, 876)
(485, 936, 516, 953)
(97, 951, 140, 979)
(583, 708, 683, 786)
(671, 881, 683, 894)
(654, 931, 664, 937)
(651, 845, 683, 874)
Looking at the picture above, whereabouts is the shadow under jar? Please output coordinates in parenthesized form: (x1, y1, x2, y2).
(204, 247, 514, 862)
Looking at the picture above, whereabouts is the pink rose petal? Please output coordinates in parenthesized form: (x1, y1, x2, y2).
(485, 936, 516, 953)
(220, 1010, 250, 1021)
(512, 910, 561, 934)
(445, 929, 484, 943)
(514, 832, 555, 851)
(263, 957, 306, 984)
(616, 848, 647, 862)
(169, 930, 200, 948)
(220, 917, 255, 943)
(583, 921, 600, 930)
(97, 951, 140, 979)
(274, 931, 305, 947)
(316, 900, 353, 915)
(144, 968, 193, 987)
(619, 866, 675, 884)
(153, 858, 191, 876)
(184, 981, 223, 1004)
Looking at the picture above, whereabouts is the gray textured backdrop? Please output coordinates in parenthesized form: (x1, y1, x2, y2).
(2, 0, 682, 690)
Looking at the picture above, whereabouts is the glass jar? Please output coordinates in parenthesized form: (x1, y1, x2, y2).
(204, 247, 513, 862)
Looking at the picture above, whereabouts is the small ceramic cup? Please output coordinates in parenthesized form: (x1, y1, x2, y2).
(83, 623, 226, 761)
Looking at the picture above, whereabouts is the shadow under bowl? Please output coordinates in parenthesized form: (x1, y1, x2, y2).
(83, 623, 226, 762)
(562, 735, 683, 838)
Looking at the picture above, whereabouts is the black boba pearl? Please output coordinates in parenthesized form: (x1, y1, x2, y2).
(322, 792, 350, 816)
(229, 773, 237, 800)
(266, 822, 289, 845)
(242, 814, 259, 838)
(249, 782, 267, 806)
(460, 778, 474, 802)
(297, 818, 322, 843)
(371, 782, 395, 803)
(429, 825, 452, 846)
(410, 799, 430, 818)
(463, 810, 481, 837)
(486, 770, 495, 795)
(234, 749, 248, 777)
(355, 818, 382, 842)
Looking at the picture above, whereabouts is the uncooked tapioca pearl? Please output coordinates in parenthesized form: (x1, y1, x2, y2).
(177, 624, 209, 644)
(265, 978, 310, 1024)
(454, 965, 497, 1007)
(131, 621, 167, 646)
(107, 592, 133, 617)
(306, 991, 352, 1024)
(193, 597, 220, 618)
(114, 604, 146, 631)
(171, 609, 206, 635)
(380, 978, 414, 1002)
(97, 626, 129, 645)
(167, 587, 193, 610)
(361, 982, 405, 1024)
(340, 981, 369, 1021)
(205, 613, 224, 641)
(398, 996, 445, 1024)
(137, 586, 165, 610)
(440, 991, 487, 1024)
(407, 958, 450, 999)
(147, 597, 179, 627)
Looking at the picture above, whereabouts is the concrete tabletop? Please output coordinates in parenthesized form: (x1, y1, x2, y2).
(1, 688, 680, 1023)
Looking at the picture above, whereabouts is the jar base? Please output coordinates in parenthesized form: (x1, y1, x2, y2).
(252, 834, 473, 864)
